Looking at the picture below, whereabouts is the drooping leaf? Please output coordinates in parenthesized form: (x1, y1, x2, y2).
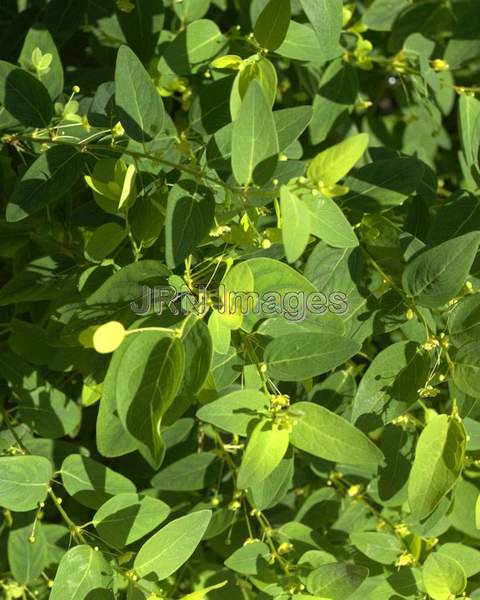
(237, 419, 290, 489)
(408, 415, 466, 519)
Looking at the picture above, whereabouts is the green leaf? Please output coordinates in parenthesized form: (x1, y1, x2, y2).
(174, 0, 210, 21)
(408, 415, 466, 519)
(231, 80, 279, 186)
(458, 90, 480, 185)
(306, 192, 358, 248)
(402, 232, 480, 307)
(307, 133, 369, 187)
(352, 342, 431, 432)
(49, 545, 114, 600)
(224, 541, 270, 575)
(164, 19, 224, 74)
(230, 57, 277, 120)
(96, 334, 138, 459)
(299, 0, 343, 61)
(0, 456, 52, 512)
(254, 0, 291, 51)
(289, 401, 384, 465)
(453, 341, 480, 398)
(165, 179, 215, 268)
(306, 562, 369, 599)
(86, 260, 170, 305)
(151, 452, 219, 491)
(85, 223, 127, 262)
(19, 25, 64, 99)
(8, 517, 47, 582)
(115, 45, 165, 144)
(237, 419, 290, 489)
(350, 532, 402, 565)
(280, 186, 310, 263)
(197, 389, 270, 435)
(116, 0, 164, 63)
(93, 493, 170, 548)
(61, 455, 136, 509)
(274, 106, 313, 151)
(134, 510, 212, 580)
(422, 553, 466, 600)
(115, 332, 185, 468)
(447, 292, 480, 348)
(6, 145, 84, 222)
(438, 542, 480, 577)
(0, 61, 53, 127)
(247, 451, 294, 510)
(276, 21, 324, 62)
(264, 333, 361, 381)
(342, 157, 425, 212)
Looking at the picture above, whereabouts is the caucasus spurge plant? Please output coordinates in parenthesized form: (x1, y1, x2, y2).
(1, 0, 480, 598)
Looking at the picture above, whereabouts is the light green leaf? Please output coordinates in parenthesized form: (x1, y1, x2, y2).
(350, 532, 402, 565)
(306, 192, 358, 248)
(0, 456, 52, 512)
(247, 452, 294, 510)
(19, 26, 64, 99)
(422, 553, 466, 600)
(307, 133, 369, 187)
(151, 453, 219, 491)
(61, 455, 136, 509)
(299, 0, 342, 60)
(134, 510, 212, 579)
(231, 80, 279, 185)
(115, 45, 165, 144)
(264, 332, 361, 381)
(8, 518, 47, 583)
(307, 562, 369, 599)
(352, 342, 431, 432)
(280, 186, 310, 263)
(85, 223, 127, 262)
(458, 94, 480, 185)
(453, 340, 480, 398)
(164, 19, 224, 74)
(237, 419, 290, 489)
(224, 541, 270, 575)
(289, 401, 384, 465)
(408, 415, 466, 519)
(197, 389, 270, 435)
(49, 545, 114, 600)
(93, 493, 170, 548)
(402, 232, 480, 307)
(254, 0, 291, 51)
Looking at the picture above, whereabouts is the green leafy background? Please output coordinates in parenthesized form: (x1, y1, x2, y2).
(1, 0, 480, 598)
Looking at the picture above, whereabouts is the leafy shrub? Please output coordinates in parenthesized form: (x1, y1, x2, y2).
(1, 0, 480, 598)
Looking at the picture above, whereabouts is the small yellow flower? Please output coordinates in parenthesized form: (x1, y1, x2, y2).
(432, 58, 449, 72)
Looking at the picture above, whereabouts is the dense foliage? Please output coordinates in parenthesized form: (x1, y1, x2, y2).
(1, 0, 480, 598)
